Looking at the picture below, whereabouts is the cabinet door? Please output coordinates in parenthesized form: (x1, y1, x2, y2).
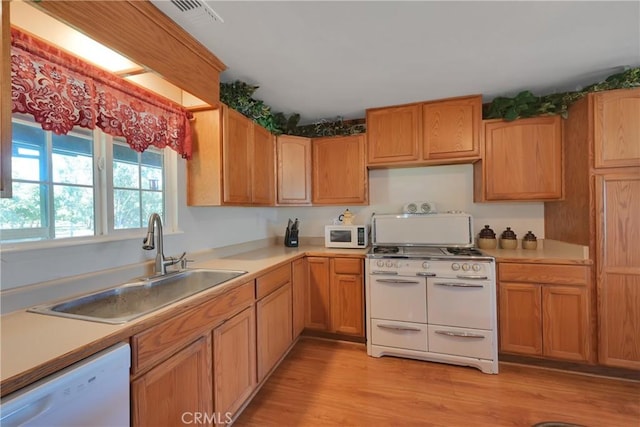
(256, 283, 293, 382)
(213, 306, 256, 419)
(593, 88, 640, 169)
(330, 258, 364, 337)
(499, 282, 542, 355)
(223, 107, 252, 204)
(292, 257, 308, 337)
(277, 135, 312, 205)
(481, 116, 563, 201)
(132, 336, 213, 427)
(187, 109, 223, 206)
(542, 285, 590, 361)
(366, 104, 421, 165)
(252, 125, 275, 205)
(422, 95, 481, 160)
(306, 257, 331, 331)
(596, 172, 640, 369)
(312, 135, 368, 205)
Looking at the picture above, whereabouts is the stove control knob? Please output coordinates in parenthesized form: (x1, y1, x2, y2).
(451, 263, 460, 271)
(472, 264, 482, 272)
(385, 260, 394, 268)
(422, 262, 430, 269)
(376, 260, 385, 267)
(462, 263, 471, 271)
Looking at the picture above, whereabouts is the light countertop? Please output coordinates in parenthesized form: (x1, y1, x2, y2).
(480, 239, 592, 265)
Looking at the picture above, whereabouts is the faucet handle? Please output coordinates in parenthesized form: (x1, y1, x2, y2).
(179, 253, 195, 269)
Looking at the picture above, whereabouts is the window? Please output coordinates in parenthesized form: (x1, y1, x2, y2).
(0, 115, 169, 244)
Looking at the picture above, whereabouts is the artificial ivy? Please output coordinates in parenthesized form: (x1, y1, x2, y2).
(483, 67, 640, 121)
(220, 80, 365, 137)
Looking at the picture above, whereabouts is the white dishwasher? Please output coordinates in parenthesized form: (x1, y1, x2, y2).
(1, 342, 131, 427)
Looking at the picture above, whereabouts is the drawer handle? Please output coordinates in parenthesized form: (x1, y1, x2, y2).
(377, 324, 422, 332)
(434, 282, 484, 288)
(435, 330, 485, 339)
(377, 279, 421, 284)
(456, 275, 488, 280)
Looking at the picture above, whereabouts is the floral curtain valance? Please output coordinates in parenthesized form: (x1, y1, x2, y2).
(10, 28, 192, 159)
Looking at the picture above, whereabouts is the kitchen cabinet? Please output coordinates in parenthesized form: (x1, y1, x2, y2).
(132, 335, 213, 427)
(366, 95, 481, 167)
(276, 135, 312, 205)
(130, 281, 255, 427)
(213, 306, 256, 419)
(187, 106, 275, 206)
(312, 135, 368, 205)
(1, 0, 11, 198)
(545, 88, 640, 369)
(256, 264, 293, 382)
(475, 115, 563, 202)
(498, 263, 592, 362)
(292, 257, 308, 337)
(306, 256, 364, 338)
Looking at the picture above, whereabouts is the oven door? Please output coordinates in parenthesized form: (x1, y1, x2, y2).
(369, 274, 427, 323)
(427, 277, 494, 329)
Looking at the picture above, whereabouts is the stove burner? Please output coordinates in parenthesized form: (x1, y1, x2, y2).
(446, 247, 484, 256)
(372, 246, 399, 254)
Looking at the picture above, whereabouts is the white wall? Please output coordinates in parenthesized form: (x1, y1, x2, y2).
(277, 164, 544, 241)
(0, 163, 544, 292)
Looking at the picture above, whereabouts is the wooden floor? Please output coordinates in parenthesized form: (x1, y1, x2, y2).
(236, 338, 639, 427)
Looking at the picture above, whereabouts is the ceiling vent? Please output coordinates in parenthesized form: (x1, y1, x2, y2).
(170, 0, 224, 24)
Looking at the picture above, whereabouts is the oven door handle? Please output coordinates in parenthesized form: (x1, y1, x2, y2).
(370, 271, 398, 275)
(435, 330, 485, 339)
(456, 275, 488, 280)
(434, 282, 485, 288)
(376, 279, 421, 284)
(377, 324, 422, 332)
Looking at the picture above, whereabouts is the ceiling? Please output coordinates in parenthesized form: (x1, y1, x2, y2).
(151, 1, 639, 124)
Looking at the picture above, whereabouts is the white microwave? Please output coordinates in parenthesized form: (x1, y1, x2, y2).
(324, 225, 369, 248)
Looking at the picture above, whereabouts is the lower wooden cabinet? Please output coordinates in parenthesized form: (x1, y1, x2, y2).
(306, 256, 364, 338)
(256, 275, 293, 382)
(498, 263, 592, 362)
(132, 335, 213, 427)
(213, 306, 256, 419)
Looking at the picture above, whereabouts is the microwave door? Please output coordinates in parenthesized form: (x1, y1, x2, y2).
(331, 230, 352, 243)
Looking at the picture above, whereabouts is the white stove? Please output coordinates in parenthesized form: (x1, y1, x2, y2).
(365, 213, 498, 374)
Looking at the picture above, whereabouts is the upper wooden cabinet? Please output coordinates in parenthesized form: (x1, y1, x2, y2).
(1, 0, 11, 198)
(475, 115, 563, 202)
(367, 103, 422, 164)
(593, 88, 640, 169)
(188, 106, 275, 206)
(366, 95, 482, 167)
(423, 96, 481, 160)
(276, 135, 312, 205)
(312, 135, 368, 205)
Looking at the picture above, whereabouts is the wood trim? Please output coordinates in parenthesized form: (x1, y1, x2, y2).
(0, 0, 11, 198)
(28, 0, 225, 106)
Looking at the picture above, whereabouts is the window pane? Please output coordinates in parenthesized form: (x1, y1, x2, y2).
(113, 161, 140, 189)
(52, 133, 93, 185)
(54, 185, 94, 238)
(142, 191, 163, 221)
(114, 189, 141, 229)
(0, 182, 47, 230)
(12, 122, 45, 181)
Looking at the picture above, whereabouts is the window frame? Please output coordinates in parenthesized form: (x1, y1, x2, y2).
(1, 114, 178, 248)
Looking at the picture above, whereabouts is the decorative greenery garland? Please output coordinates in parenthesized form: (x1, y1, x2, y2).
(221, 67, 640, 136)
(483, 67, 640, 121)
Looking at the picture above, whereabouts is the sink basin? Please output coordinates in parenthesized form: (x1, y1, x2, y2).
(28, 269, 247, 324)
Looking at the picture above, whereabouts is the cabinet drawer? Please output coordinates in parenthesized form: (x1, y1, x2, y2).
(132, 281, 254, 374)
(499, 263, 589, 286)
(256, 264, 291, 299)
(428, 325, 494, 360)
(371, 319, 427, 351)
(332, 258, 362, 274)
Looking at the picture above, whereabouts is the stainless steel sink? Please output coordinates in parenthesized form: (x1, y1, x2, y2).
(28, 269, 247, 324)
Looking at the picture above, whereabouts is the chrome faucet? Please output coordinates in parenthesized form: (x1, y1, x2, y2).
(142, 213, 185, 275)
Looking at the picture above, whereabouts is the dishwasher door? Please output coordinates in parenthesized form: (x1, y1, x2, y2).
(1, 342, 130, 427)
